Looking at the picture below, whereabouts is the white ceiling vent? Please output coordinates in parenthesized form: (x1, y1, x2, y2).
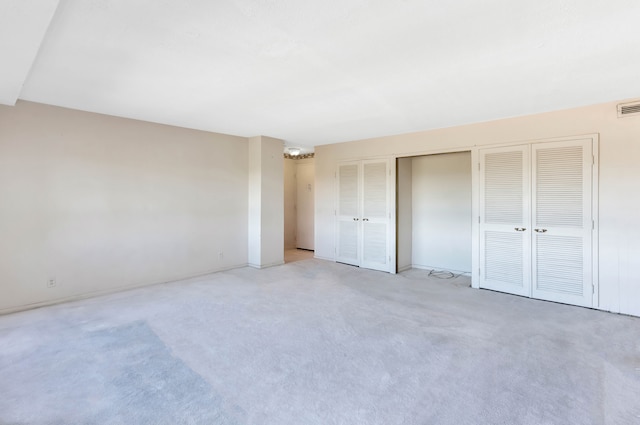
(617, 101, 640, 118)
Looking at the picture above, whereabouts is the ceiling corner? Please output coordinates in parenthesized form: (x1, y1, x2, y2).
(0, 0, 60, 106)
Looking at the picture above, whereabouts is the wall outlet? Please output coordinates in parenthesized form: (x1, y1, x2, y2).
(219, 252, 224, 260)
(47, 278, 56, 288)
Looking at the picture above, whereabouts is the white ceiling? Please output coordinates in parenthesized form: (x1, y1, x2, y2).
(3, 0, 640, 150)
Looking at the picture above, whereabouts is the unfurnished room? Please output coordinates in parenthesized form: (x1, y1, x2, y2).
(1, 1, 640, 424)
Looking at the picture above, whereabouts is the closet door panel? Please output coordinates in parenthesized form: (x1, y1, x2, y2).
(361, 160, 390, 271)
(362, 222, 387, 265)
(337, 162, 360, 266)
(479, 146, 530, 296)
(363, 161, 387, 219)
(531, 140, 593, 306)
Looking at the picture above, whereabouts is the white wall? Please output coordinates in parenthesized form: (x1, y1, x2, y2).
(248, 137, 262, 266)
(315, 97, 640, 316)
(411, 152, 471, 273)
(396, 157, 412, 271)
(283, 158, 297, 249)
(248, 136, 284, 268)
(0, 101, 249, 313)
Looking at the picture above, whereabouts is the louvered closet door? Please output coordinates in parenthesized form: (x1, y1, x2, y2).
(360, 160, 390, 271)
(336, 162, 360, 266)
(479, 146, 531, 296)
(531, 139, 593, 307)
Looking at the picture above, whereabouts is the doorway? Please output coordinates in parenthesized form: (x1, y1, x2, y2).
(284, 156, 315, 263)
(296, 160, 314, 250)
(396, 151, 473, 274)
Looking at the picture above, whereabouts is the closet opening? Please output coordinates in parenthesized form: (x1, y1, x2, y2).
(396, 151, 472, 276)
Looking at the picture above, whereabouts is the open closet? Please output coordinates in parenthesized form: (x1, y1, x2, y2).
(396, 151, 472, 274)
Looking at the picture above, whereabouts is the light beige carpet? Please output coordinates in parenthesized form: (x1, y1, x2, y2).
(1, 259, 639, 424)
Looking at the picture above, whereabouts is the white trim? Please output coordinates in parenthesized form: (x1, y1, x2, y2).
(471, 148, 480, 289)
(592, 134, 600, 309)
(389, 158, 397, 274)
(395, 145, 476, 159)
(248, 260, 285, 269)
(471, 133, 600, 150)
(412, 264, 472, 275)
(313, 255, 335, 262)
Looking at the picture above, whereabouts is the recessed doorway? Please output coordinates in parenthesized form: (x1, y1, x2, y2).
(284, 156, 315, 263)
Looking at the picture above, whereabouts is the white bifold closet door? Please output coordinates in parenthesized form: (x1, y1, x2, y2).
(479, 145, 531, 296)
(531, 140, 593, 306)
(480, 138, 593, 307)
(337, 162, 360, 266)
(336, 159, 390, 272)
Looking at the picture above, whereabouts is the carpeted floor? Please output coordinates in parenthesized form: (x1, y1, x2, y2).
(1, 259, 639, 424)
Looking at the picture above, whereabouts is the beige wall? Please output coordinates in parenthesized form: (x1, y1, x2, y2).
(259, 137, 284, 267)
(284, 158, 297, 249)
(316, 98, 640, 316)
(248, 136, 284, 268)
(0, 101, 249, 312)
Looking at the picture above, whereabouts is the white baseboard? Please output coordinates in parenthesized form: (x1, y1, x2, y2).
(0, 263, 248, 316)
(248, 260, 285, 269)
(411, 264, 472, 275)
(313, 255, 334, 261)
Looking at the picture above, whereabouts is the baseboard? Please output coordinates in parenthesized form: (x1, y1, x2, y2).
(411, 264, 472, 275)
(397, 264, 412, 273)
(0, 262, 248, 316)
(313, 255, 334, 261)
(247, 260, 285, 269)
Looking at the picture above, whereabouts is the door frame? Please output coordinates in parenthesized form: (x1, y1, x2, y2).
(395, 151, 474, 275)
(472, 134, 600, 307)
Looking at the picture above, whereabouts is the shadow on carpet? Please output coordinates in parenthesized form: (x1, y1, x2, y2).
(1, 321, 243, 425)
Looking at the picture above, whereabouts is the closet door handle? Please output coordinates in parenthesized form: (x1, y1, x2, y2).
(353, 217, 359, 221)
(363, 218, 369, 221)
(514, 227, 526, 232)
(534, 228, 547, 233)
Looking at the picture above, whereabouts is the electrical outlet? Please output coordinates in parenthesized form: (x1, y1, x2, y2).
(219, 252, 224, 260)
(47, 278, 56, 288)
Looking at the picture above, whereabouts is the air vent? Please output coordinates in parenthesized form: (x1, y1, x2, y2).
(617, 101, 640, 118)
